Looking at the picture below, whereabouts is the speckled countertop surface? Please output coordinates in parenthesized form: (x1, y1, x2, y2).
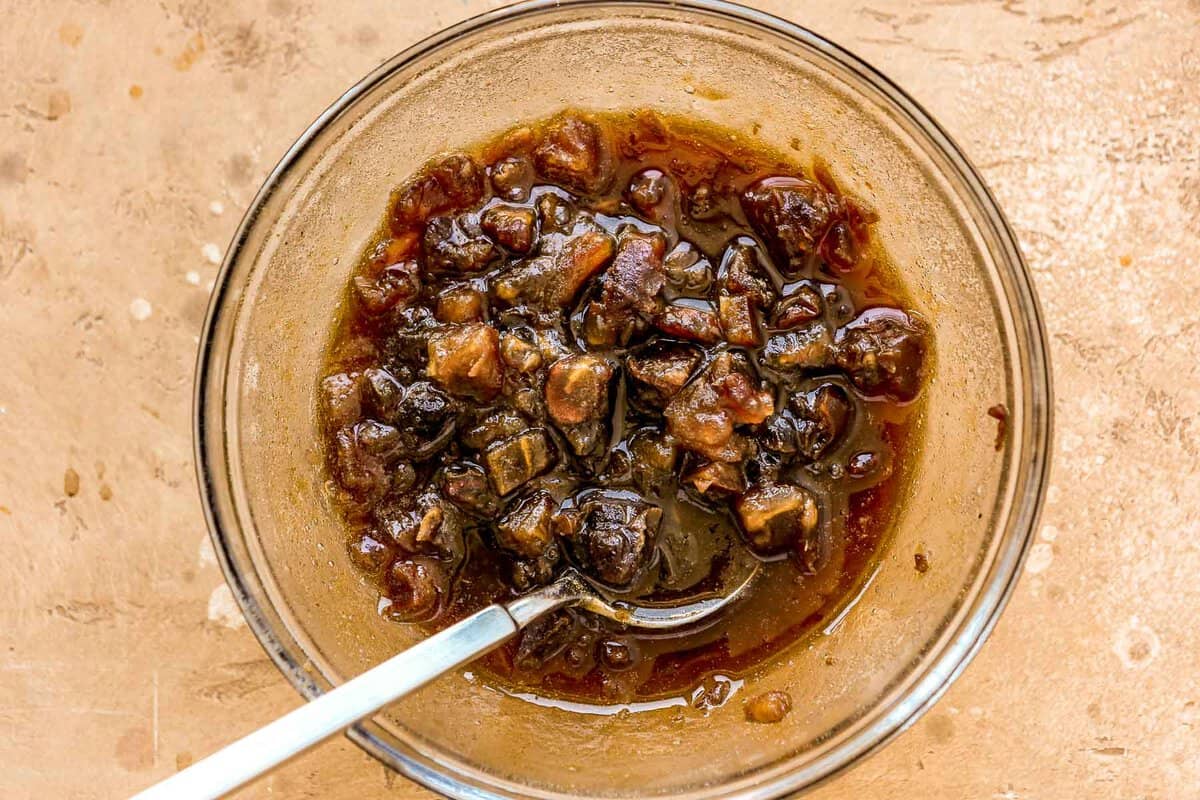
(1, 1, 1197, 798)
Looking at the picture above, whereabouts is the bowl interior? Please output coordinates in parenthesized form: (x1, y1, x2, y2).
(199, 2, 1048, 798)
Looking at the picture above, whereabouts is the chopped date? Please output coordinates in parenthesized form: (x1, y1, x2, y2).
(391, 153, 484, 231)
(654, 303, 722, 344)
(627, 429, 678, 479)
(481, 205, 537, 253)
(627, 168, 668, 217)
(385, 557, 445, 622)
(393, 381, 457, 444)
(820, 220, 859, 273)
(790, 383, 852, 461)
(773, 285, 823, 328)
(663, 241, 714, 292)
(426, 323, 504, 401)
(515, 610, 578, 670)
(377, 490, 465, 562)
(718, 293, 762, 347)
(834, 309, 927, 401)
(435, 287, 487, 323)
(545, 354, 613, 426)
(362, 367, 404, 420)
(322, 110, 927, 706)
(685, 461, 745, 498)
(461, 409, 528, 451)
(535, 191, 575, 233)
(483, 430, 557, 496)
(510, 548, 562, 591)
(761, 323, 834, 372)
(495, 491, 557, 559)
(626, 343, 703, 406)
(603, 230, 668, 316)
(494, 230, 614, 308)
(440, 463, 501, 518)
(719, 243, 775, 309)
(490, 156, 534, 201)
(532, 114, 610, 194)
(735, 484, 819, 557)
(347, 530, 393, 574)
(423, 214, 499, 273)
(741, 176, 841, 274)
(499, 334, 543, 373)
(332, 426, 387, 498)
(353, 260, 421, 314)
(574, 495, 662, 588)
(321, 372, 362, 431)
(665, 352, 773, 462)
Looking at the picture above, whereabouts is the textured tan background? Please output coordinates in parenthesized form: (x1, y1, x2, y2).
(1, 1, 1197, 798)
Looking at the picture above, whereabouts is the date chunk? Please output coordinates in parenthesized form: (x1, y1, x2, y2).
(574, 496, 662, 588)
(424, 215, 498, 273)
(494, 231, 614, 308)
(718, 294, 762, 347)
(664, 353, 774, 462)
(484, 430, 557, 496)
(834, 309, 927, 401)
(545, 354, 613, 425)
(741, 176, 840, 274)
(762, 323, 833, 372)
(515, 610, 577, 670)
(744, 690, 792, 724)
(654, 303, 722, 344)
(436, 287, 487, 323)
(441, 463, 500, 518)
(791, 383, 852, 460)
(378, 490, 465, 562)
(719, 244, 775, 309)
(354, 261, 421, 314)
(496, 491, 557, 558)
(481, 205, 536, 253)
(533, 114, 610, 193)
(426, 324, 503, 401)
(626, 343, 702, 406)
(321, 372, 361, 430)
(606, 231, 669, 315)
(391, 154, 484, 232)
(386, 557, 445, 622)
(585, 230, 667, 345)
(735, 484, 819, 557)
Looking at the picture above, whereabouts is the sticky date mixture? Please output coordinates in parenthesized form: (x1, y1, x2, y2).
(321, 111, 928, 705)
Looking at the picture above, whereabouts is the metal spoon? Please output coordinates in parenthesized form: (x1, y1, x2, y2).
(130, 562, 760, 800)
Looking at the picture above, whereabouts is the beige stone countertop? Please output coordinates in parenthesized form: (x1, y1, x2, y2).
(1, 1, 1197, 798)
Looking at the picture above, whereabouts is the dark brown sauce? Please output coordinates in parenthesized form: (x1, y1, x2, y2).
(320, 110, 928, 708)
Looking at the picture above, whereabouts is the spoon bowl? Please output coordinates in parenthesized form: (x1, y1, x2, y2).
(507, 563, 762, 630)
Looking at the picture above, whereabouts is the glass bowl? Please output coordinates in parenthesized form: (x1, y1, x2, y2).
(194, 1, 1053, 797)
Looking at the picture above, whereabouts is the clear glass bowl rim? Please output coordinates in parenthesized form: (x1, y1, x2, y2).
(193, 1, 1054, 797)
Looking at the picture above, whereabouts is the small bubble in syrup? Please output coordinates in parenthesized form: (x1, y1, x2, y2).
(185, 270, 201, 285)
(202, 243, 222, 264)
(209, 200, 225, 215)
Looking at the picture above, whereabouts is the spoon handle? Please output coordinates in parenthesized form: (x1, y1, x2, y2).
(129, 605, 519, 800)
